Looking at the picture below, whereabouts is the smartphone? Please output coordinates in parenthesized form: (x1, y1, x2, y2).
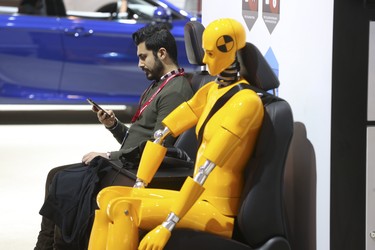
(86, 98, 110, 116)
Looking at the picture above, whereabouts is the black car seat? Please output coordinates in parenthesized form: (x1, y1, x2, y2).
(163, 21, 294, 250)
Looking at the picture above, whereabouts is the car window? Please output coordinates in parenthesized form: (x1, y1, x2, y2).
(127, 0, 156, 21)
(63, 0, 185, 22)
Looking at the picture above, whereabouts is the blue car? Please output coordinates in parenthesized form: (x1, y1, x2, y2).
(0, 0, 199, 105)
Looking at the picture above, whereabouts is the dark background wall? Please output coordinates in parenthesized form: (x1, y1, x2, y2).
(331, 0, 375, 249)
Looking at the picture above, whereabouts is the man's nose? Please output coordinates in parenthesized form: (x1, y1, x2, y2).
(138, 60, 144, 68)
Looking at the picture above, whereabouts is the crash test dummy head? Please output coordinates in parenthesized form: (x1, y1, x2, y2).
(202, 18, 246, 76)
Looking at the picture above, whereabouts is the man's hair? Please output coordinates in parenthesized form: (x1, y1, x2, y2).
(132, 24, 178, 65)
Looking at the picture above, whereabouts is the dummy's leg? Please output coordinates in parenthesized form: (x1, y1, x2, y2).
(88, 208, 109, 250)
(88, 187, 132, 250)
(107, 198, 140, 250)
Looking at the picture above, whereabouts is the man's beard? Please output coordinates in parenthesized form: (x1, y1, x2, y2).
(146, 57, 164, 81)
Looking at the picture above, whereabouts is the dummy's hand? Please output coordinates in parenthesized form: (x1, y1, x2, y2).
(82, 152, 108, 165)
(138, 225, 171, 250)
(94, 109, 116, 128)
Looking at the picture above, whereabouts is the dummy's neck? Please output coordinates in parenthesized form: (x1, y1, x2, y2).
(216, 59, 241, 87)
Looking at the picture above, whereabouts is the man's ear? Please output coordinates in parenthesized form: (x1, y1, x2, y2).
(157, 47, 167, 60)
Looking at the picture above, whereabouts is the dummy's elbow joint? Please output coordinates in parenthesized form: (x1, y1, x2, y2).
(153, 127, 171, 145)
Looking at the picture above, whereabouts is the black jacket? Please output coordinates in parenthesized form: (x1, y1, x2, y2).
(39, 157, 112, 248)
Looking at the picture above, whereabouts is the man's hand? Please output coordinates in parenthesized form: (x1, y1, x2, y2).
(94, 108, 116, 128)
(82, 152, 108, 165)
(138, 225, 171, 250)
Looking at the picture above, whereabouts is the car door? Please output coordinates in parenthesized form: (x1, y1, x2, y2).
(0, 12, 64, 102)
(59, 16, 146, 105)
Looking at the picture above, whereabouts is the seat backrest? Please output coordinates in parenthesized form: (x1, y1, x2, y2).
(233, 44, 294, 249)
(237, 43, 280, 92)
(283, 122, 316, 250)
(172, 126, 197, 161)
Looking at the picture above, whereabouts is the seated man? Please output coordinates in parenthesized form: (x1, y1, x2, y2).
(88, 18, 264, 250)
(34, 23, 194, 250)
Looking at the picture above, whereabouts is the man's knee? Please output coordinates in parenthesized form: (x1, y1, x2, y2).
(46, 163, 83, 184)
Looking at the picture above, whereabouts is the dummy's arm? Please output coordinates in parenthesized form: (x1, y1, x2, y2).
(134, 85, 212, 187)
(134, 128, 170, 188)
(134, 101, 200, 188)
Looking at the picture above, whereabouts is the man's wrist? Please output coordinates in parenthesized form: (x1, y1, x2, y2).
(106, 118, 118, 130)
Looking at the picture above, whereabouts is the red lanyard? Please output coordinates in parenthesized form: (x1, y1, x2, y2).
(131, 71, 184, 123)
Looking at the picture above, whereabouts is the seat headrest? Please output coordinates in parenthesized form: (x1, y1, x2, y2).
(184, 21, 206, 66)
(183, 21, 280, 92)
(237, 43, 280, 91)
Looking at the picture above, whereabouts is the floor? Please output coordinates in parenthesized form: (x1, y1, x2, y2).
(0, 124, 119, 249)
